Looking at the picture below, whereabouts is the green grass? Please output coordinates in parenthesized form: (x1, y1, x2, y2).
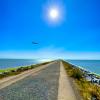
(62, 61, 100, 100)
(0, 67, 18, 73)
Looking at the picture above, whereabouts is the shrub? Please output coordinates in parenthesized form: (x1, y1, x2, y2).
(71, 68, 83, 80)
(16, 67, 24, 72)
(0, 73, 6, 78)
(10, 70, 16, 72)
(30, 65, 35, 69)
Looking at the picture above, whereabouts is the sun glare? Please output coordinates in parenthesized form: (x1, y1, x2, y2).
(43, 3, 65, 25)
(49, 8, 59, 20)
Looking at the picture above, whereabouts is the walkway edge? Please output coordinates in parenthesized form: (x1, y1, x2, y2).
(58, 61, 77, 100)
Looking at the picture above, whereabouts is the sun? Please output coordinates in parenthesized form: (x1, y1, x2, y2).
(43, 3, 65, 25)
(49, 8, 59, 20)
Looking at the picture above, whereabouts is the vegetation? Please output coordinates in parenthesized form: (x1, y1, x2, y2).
(0, 67, 18, 73)
(62, 61, 100, 100)
(0, 61, 50, 79)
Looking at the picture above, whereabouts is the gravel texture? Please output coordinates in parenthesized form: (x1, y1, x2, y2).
(0, 62, 60, 100)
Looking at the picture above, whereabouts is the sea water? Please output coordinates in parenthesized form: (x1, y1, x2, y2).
(66, 60, 100, 75)
(0, 59, 40, 69)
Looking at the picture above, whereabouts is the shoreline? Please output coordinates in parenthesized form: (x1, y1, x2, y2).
(66, 61, 100, 77)
(0, 64, 37, 73)
(65, 60, 100, 85)
(63, 61, 100, 99)
(0, 60, 100, 78)
(0, 61, 53, 89)
(0, 61, 51, 79)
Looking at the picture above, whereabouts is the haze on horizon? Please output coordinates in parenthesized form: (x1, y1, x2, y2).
(0, 0, 100, 60)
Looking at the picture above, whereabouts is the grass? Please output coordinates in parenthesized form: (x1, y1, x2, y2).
(62, 61, 100, 100)
(0, 67, 19, 73)
(0, 61, 51, 79)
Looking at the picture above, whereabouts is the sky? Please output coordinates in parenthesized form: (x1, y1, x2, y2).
(0, 0, 100, 59)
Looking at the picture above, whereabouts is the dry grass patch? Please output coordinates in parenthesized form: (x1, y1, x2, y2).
(62, 61, 100, 100)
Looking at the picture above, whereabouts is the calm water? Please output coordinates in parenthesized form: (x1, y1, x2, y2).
(66, 60, 100, 75)
(0, 59, 40, 69)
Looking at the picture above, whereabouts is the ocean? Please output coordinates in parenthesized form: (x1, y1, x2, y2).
(66, 60, 100, 75)
(0, 59, 40, 69)
(0, 59, 100, 75)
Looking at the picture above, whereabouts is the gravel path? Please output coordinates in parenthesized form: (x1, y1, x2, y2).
(0, 62, 60, 100)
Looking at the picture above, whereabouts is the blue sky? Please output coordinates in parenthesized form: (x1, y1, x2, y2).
(0, 0, 100, 59)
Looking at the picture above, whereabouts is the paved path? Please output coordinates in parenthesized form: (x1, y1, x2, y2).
(0, 61, 77, 100)
(58, 62, 77, 100)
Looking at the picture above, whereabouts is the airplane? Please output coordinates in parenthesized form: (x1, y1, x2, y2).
(32, 41, 38, 44)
